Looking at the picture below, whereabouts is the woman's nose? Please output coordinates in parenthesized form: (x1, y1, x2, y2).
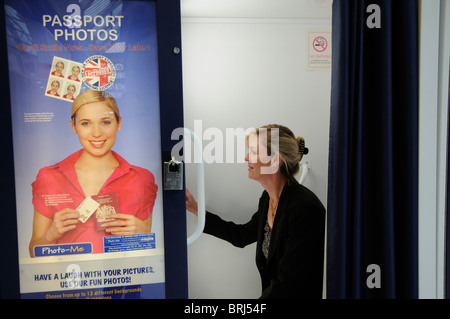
(245, 152, 249, 162)
(91, 124, 102, 137)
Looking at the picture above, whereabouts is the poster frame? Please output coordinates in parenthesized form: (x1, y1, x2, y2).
(0, 0, 188, 299)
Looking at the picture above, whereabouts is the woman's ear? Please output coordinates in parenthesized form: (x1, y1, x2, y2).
(270, 153, 281, 174)
(271, 153, 281, 165)
(117, 116, 122, 131)
(70, 118, 77, 134)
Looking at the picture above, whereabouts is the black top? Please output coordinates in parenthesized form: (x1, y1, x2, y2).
(204, 180, 326, 299)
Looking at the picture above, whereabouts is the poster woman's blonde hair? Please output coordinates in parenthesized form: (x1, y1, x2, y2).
(71, 90, 120, 122)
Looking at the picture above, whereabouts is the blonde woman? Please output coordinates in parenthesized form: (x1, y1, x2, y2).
(68, 65, 81, 82)
(63, 84, 76, 101)
(51, 61, 65, 78)
(186, 124, 325, 298)
(46, 80, 60, 96)
(29, 90, 158, 256)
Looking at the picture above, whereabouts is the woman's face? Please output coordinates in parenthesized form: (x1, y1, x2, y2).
(72, 67, 80, 77)
(51, 81, 59, 93)
(55, 62, 64, 74)
(67, 86, 75, 95)
(245, 134, 278, 181)
(70, 101, 122, 158)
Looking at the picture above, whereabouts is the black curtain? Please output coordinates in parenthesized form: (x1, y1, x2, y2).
(326, 0, 419, 298)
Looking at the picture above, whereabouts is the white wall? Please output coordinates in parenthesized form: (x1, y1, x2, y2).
(418, 0, 450, 299)
(180, 0, 332, 298)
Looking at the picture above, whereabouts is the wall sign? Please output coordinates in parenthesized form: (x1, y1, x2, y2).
(307, 30, 332, 71)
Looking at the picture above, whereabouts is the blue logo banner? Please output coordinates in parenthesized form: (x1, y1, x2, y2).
(34, 243, 92, 256)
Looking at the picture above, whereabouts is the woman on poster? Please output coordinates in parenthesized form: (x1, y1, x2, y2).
(46, 80, 61, 97)
(63, 84, 77, 101)
(29, 90, 158, 256)
(68, 65, 81, 82)
(51, 61, 65, 78)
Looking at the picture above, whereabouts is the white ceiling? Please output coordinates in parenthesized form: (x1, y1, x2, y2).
(180, 0, 332, 19)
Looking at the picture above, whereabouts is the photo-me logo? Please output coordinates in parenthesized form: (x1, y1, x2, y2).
(34, 243, 92, 257)
(81, 55, 116, 91)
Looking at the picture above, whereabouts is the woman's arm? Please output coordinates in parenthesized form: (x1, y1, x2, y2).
(29, 208, 80, 257)
(187, 188, 260, 248)
(203, 211, 259, 248)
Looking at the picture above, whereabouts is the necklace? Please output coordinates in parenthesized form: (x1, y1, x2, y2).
(270, 200, 278, 224)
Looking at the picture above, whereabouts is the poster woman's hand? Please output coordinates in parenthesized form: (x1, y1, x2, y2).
(29, 208, 79, 257)
(46, 208, 80, 242)
(102, 214, 150, 235)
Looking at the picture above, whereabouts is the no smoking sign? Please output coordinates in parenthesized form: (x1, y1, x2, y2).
(307, 31, 332, 70)
(313, 36, 328, 52)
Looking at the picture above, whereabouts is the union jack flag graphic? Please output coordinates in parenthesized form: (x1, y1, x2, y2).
(82, 56, 116, 90)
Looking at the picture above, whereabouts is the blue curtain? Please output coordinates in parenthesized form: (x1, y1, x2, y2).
(326, 0, 419, 298)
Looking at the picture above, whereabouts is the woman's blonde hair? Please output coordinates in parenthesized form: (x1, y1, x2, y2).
(247, 124, 309, 183)
(71, 90, 120, 122)
(51, 80, 60, 88)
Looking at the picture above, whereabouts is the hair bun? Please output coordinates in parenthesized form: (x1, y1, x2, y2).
(297, 137, 308, 156)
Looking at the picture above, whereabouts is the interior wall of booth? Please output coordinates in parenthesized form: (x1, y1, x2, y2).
(180, 0, 332, 298)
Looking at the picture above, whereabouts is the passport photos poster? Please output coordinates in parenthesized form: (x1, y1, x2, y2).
(4, 0, 165, 298)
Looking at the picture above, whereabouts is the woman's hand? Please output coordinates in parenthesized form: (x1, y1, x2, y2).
(102, 214, 150, 235)
(186, 188, 199, 216)
(46, 208, 80, 242)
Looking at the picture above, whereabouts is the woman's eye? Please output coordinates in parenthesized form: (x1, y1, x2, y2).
(103, 121, 111, 125)
(80, 122, 89, 126)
